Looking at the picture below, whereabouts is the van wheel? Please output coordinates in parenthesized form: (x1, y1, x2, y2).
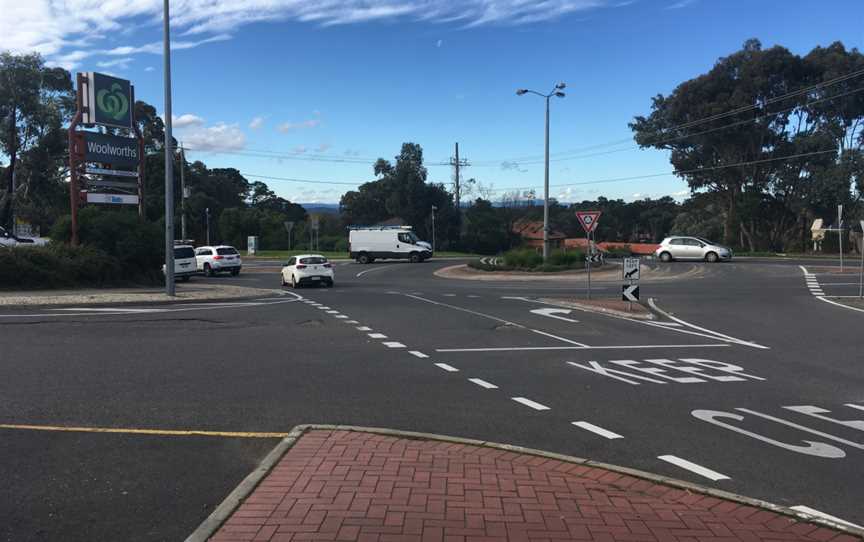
(357, 253, 371, 264)
(410, 252, 421, 263)
(705, 251, 719, 263)
(659, 252, 672, 263)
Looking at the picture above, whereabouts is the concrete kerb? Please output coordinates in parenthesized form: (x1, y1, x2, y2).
(0, 285, 291, 308)
(185, 424, 864, 542)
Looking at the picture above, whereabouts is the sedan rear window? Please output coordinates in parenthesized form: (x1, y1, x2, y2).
(300, 257, 328, 265)
(174, 247, 195, 259)
(217, 247, 239, 255)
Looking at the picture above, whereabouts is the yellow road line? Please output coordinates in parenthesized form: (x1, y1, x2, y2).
(0, 424, 289, 439)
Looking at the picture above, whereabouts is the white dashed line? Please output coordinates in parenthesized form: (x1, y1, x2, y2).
(334, 315, 349, 319)
(408, 351, 429, 358)
(383, 342, 406, 348)
(511, 397, 550, 411)
(845, 403, 864, 412)
(344, 320, 360, 324)
(368, 333, 388, 339)
(790, 506, 864, 530)
(442, 293, 456, 297)
(356, 326, 372, 331)
(657, 455, 729, 481)
(467, 295, 480, 298)
(317, 306, 331, 310)
(468, 378, 498, 389)
(326, 310, 339, 314)
(435, 363, 459, 372)
(571, 421, 623, 440)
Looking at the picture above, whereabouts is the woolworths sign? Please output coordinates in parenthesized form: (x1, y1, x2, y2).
(83, 132, 139, 167)
(83, 72, 133, 128)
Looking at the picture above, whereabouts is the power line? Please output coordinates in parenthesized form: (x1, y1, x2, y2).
(485, 148, 839, 193)
(472, 67, 864, 166)
(242, 173, 365, 186)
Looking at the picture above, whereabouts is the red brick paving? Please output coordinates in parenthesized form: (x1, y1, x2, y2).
(209, 430, 859, 542)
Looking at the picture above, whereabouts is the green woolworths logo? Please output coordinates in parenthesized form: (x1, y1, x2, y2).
(96, 83, 129, 121)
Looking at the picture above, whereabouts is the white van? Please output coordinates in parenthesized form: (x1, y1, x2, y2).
(348, 226, 432, 264)
(162, 245, 200, 282)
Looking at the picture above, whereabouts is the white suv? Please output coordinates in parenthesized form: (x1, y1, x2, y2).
(195, 245, 243, 276)
(281, 254, 334, 288)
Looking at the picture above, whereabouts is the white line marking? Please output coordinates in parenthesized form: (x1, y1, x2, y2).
(408, 351, 429, 358)
(817, 296, 864, 313)
(442, 293, 456, 297)
(404, 294, 525, 328)
(326, 310, 339, 314)
(511, 397, 550, 411)
(53, 307, 166, 313)
(845, 404, 864, 412)
(657, 455, 729, 481)
(356, 266, 393, 277)
(651, 322, 682, 327)
(368, 333, 388, 339)
(383, 342, 406, 348)
(571, 421, 623, 440)
(468, 378, 498, 389)
(435, 363, 459, 372)
(344, 320, 360, 324)
(790, 506, 864, 530)
(737, 408, 864, 451)
(647, 298, 768, 349)
(356, 326, 372, 331)
(334, 315, 349, 319)
(317, 306, 331, 310)
(436, 344, 729, 353)
(467, 295, 480, 298)
(530, 328, 589, 347)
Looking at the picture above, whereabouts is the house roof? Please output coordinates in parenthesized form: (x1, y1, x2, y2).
(512, 219, 566, 240)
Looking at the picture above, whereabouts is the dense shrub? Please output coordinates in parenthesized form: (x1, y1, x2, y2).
(0, 244, 128, 289)
(50, 208, 163, 277)
(503, 249, 543, 269)
(548, 250, 585, 266)
(604, 245, 632, 258)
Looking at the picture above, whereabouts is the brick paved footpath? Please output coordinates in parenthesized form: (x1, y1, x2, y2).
(208, 429, 859, 542)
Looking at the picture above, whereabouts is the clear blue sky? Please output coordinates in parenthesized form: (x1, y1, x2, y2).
(9, 0, 864, 203)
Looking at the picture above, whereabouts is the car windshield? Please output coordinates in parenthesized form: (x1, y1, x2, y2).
(695, 237, 718, 246)
(407, 232, 420, 243)
(174, 247, 195, 259)
(217, 247, 238, 255)
(300, 257, 327, 265)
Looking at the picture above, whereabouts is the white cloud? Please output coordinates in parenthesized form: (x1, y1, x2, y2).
(316, 143, 332, 153)
(436, 39, 443, 48)
(144, 66, 155, 72)
(292, 145, 308, 154)
(249, 116, 265, 130)
(172, 113, 205, 128)
(278, 119, 321, 132)
(7, 1, 615, 66)
(181, 122, 246, 152)
(501, 161, 527, 173)
(665, 0, 696, 9)
(96, 57, 133, 69)
(292, 188, 339, 203)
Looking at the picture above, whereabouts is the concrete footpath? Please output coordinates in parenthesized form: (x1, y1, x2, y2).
(0, 283, 282, 306)
(191, 426, 861, 542)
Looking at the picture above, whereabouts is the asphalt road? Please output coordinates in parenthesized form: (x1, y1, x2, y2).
(0, 256, 862, 540)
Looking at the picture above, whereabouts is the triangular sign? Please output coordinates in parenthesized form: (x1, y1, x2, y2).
(576, 211, 602, 234)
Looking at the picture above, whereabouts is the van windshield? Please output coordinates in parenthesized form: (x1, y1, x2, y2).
(174, 247, 195, 259)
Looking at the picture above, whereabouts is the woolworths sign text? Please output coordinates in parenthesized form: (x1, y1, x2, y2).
(84, 132, 139, 167)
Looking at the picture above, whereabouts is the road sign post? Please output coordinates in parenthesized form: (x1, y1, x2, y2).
(576, 211, 602, 301)
(838, 205, 844, 273)
(859, 220, 864, 299)
(623, 257, 640, 312)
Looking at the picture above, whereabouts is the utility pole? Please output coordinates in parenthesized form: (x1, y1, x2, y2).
(431, 205, 437, 252)
(205, 208, 211, 245)
(838, 204, 844, 272)
(180, 144, 187, 241)
(450, 143, 469, 208)
(162, 0, 176, 296)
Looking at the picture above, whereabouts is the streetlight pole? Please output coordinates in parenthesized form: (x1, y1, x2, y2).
(180, 144, 187, 241)
(162, 0, 175, 296)
(431, 205, 437, 253)
(516, 83, 566, 262)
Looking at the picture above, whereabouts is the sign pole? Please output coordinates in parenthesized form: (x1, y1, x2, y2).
(163, 0, 175, 296)
(586, 230, 592, 301)
(859, 220, 864, 299)
(838, 205, 844, 273)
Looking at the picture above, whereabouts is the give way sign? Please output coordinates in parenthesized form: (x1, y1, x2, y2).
(576, 210, 602, 234)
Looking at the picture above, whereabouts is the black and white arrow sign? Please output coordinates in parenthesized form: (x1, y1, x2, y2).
(586, 253, 603, 263)
(622, 284, 640, 302)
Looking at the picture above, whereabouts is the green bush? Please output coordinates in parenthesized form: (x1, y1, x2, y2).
(604, 245, 632, 258)
(503, 249, 543, 269)
(548, 250, 585, 266)
(0, 244, 126, 290)
(50, 208, 163, 279)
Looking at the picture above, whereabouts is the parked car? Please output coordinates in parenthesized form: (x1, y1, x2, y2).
(162, 245, 200, 282)
(348, 226, 432, 264)
(195, 245, 242, 276)
(654, 236, 733, 262)
(281, 254, 334, 288)
(0, 226, 49, 247)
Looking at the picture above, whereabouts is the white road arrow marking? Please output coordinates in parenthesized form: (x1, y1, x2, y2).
(530, 308, 579, 323)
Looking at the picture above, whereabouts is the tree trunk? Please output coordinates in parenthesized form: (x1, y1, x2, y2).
(740, 221, 757, 253)
(723, 187, 739, 248)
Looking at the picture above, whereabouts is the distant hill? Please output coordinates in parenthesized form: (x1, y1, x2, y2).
(299, 203, 340, 214)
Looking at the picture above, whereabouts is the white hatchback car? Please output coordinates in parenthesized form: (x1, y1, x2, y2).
(281, 254, 334, 288)
(195, 245, 243, 276)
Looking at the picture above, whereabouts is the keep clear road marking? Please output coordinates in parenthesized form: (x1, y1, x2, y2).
(434, 363, 459, 372)
(468, 378, 498, 389)
(383, 342, 406, 348)
(368, 333, 387, 339)
(511, 397, 551, 411)
(571, 421, 623, 440)
(409, 351, 429, 358)
(657, 455, 730, 481)
(530, 307, 580, 324)
(790, 506, 864, 530)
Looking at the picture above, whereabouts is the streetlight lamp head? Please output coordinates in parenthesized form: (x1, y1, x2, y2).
(556, 82, 566, 89)
(554, 91, 566, 98)
(516, 89, 528, 96)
